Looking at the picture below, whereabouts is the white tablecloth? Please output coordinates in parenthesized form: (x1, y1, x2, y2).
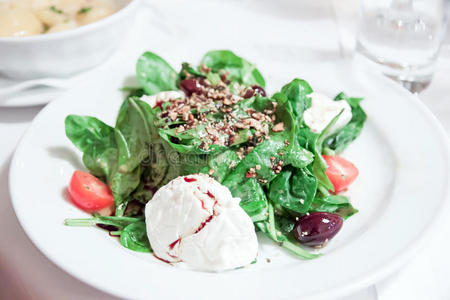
(0, 1, 449, 299)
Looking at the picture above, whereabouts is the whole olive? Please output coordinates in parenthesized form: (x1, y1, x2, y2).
(293, 212, 343, 247)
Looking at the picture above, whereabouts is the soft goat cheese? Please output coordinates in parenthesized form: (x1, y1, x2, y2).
(303, 92, 352, 134)
(140, 91, 185, 108)
(145, 174, 258, 271)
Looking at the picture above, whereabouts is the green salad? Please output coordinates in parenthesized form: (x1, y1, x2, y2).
(65, 50, 366, 260)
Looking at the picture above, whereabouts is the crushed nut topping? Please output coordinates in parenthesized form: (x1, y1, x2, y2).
(153, 72, 277, 154)
(272, 122, 284, 132)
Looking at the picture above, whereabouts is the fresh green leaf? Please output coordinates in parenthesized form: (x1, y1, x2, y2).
(312, 110, 344, 192)
(256, 201, 320, 259)
(232, 178, 268, 222)
(207, 149, 240, 182)
(200, 50, 265, 87)
(120, 221, 151, 252)
(206, 72, 221, 86)
(268, 167, 317, 214)
(179, 62, 206, 79)
(115, 97, 153, 172)
(65, 115, 117, 177)
(323, 92, 367, 154)
(65, 216, 151, 252)
(64, 215, 142, 228)
(136, 52, 179, 95)
(312, 194, 358, 219)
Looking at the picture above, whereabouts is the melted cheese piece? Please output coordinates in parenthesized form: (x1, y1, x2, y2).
(145, 174, 258, 271)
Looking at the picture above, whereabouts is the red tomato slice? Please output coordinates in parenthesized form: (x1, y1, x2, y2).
(68, 170, 114, 215)
(323, 155, 359, 193)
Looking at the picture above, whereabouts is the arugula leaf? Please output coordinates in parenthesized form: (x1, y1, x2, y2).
(136, 52, 179, 95)
(200, 50, 265, 87)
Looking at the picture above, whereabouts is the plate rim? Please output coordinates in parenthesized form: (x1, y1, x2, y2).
(8, 63, 450, 300)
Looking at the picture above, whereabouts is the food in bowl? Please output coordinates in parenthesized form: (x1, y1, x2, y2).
(0, 0, 117, 37)
(0, 0, 137, 79)
(64, 50, 367, 271)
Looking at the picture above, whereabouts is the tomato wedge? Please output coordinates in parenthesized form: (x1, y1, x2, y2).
(323, 155, 359, 193)
(68, 170, 114, 215)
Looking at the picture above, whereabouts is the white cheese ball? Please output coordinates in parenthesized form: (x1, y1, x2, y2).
(145, 174, 258, 271)
(303, 92, 352, 134)
(140, 90, 186, 108)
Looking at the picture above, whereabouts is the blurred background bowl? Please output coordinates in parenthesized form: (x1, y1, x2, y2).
(0, 0, 140, 80)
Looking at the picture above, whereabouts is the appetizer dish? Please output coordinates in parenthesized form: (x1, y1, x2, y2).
(64, 50, 367, 271)
(0, 0, 117, 36)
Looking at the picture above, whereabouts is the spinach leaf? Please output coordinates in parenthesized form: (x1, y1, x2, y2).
(65, 216, 151, 252)
(65, 115, 117, 178)
(109, 97, 158, 215)
(312, 191, 358, 220)
(179, 62, 207, 79)
(323, 92, 367, 154)
(136, 52, 179, 95)
(200, 50, 265, 87)
(232, 178, 268, 222)
(115, 97, 153, 173)
(109, 164, 142, 215)
(255, 201, 320, 259)
(273, 78, 313, 124)
(64, 215, 141, 228)
(223, 135, 311, 190)
(312, 110, 344, 192)
(275, 214, 296, 235)
(120, 221, 152, 252)
(207, 149, 240, 183)
(268, 167, 317, 214)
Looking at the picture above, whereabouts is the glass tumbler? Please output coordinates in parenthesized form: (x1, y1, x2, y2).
(355, 0, 448, 93)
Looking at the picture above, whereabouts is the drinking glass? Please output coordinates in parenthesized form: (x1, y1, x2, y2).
(355, 0, 448, 93)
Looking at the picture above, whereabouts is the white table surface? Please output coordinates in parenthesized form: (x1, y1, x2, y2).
(0, 1, 449, 299)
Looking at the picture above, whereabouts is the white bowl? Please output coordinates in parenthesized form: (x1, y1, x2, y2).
(0, 0, 140, 80)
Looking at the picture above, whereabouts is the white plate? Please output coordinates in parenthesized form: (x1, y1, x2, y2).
(0, 86, 62, 107)
(9, 60, 450, 300)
